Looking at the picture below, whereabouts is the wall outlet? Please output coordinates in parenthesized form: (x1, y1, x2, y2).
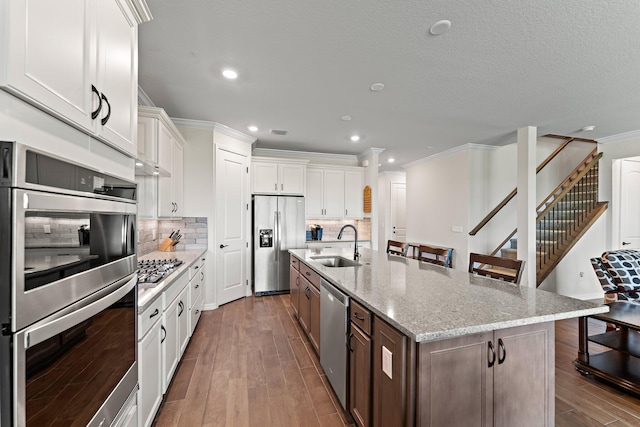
(43, 224, 51, 234)
(382, 346, 393, 379)
(451, 225, 463, 233)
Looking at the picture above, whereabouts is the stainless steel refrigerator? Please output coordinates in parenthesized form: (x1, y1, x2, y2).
(253, 195, 306, 295)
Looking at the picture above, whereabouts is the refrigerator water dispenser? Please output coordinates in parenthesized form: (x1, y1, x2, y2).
(259, 229, 273, 247)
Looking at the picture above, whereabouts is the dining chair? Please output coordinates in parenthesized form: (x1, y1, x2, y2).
(468, 252, 525, 284)
(386, 240, 408, 257)
(418, 245, 453, 268)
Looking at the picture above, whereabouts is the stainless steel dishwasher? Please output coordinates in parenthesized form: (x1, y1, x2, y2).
(320, 278, 350, 409)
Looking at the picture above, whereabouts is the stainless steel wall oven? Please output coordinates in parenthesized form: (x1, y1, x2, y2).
(0, 142, 138, 426)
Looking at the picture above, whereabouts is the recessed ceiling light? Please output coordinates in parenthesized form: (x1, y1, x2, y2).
(430, 20, 452, 36)
(388, 158, 395, 163)
(350, 135, 361, 142)
(582, 125, 595, 132)
(378, 163, 382, 167)
(153, 171, 159, 175)
(135, 162, 143, 167)
(370, 83, 385, 91)
(247, 125, 258, 132)
(222, 68, 238, 79)
(341, 115, 352, 121)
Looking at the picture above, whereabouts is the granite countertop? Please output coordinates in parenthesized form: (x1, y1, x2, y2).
(289, 247, 609, 343)
(137, 248, 207, 314)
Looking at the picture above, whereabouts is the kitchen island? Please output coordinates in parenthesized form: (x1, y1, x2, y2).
(289, 247, 608, 427)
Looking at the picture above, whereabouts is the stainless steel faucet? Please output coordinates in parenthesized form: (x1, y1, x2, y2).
(337, 224, 360, 260)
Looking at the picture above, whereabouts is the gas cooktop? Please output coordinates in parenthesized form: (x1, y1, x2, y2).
(137, 258, 184, 285)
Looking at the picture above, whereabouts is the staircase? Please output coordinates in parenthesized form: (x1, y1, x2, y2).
(470, 136, 607, 286)
(496, 148, 607, 285)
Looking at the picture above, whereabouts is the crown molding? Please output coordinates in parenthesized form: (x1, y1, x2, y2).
(252, 147, 359, 162)
(357, 147, 386, 160)
(125, 0, 153, 24)
(137, 86, 155, 107)
(402, 143, 496, 169)
(170, 119, 257, 144)
(597, 129, 640, 145)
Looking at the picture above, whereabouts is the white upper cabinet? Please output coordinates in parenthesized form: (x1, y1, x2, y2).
(306, 166, 364, 220)
(344, 170, 364, 219)
(136, 106, 186, 219)
(0, 0, 150, 157)
(251, 158, 306, 195)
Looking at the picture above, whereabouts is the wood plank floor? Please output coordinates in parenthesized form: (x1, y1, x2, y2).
(154, 295, 640, 426)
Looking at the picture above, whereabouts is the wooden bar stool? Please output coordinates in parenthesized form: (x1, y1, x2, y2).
(417, 245, 453, 268)
(386, 240, 408, 257)
(468, 253, 524, 284)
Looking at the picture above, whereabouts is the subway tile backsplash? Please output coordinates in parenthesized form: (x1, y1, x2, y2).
(137, 217, 208, 257)
(305, 218, 371, 241)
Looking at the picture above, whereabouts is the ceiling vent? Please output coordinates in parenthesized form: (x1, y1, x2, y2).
(270, 129, 288, 136)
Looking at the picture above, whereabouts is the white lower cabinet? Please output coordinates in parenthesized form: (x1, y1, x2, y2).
(138, 297, 163, 427)
(178, 285, 190, 356)
(137, 255, 205, 426)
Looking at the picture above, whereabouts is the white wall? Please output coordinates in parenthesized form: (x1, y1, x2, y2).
(405, 149, 471, 270)
(377, 171, 406, 253)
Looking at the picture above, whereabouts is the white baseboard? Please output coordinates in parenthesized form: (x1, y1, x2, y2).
(202, 303, 218, 311)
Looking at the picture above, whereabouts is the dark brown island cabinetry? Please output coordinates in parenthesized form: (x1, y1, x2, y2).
(291, 256, 321, 353)
(417, 322, 554, 426)
(289, 256, 300, 317)
(349, 300, 373, 427)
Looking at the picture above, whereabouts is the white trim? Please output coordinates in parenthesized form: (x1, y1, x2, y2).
(124, 0, 153, 23)
(597, 129, 640, 145)
(357, 147, 386, 160)
(402, 143, 496, 169)
(137, 85, 155, 107)
(252, 156, 309, 164)
(170, 118, 257, 144)
(202, 303, 219, 311)
(252, 147, 358, 162)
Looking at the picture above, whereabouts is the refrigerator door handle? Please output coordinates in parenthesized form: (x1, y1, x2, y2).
(276, 211, 282, 259)
(274, 211, 279, 262)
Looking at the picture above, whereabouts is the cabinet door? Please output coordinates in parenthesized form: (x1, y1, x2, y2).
(279, 164, 305, 195)
(252, 162, 279, 194)
(172, 141, 184, 217)
(345, 171, 364, 219)
(95, 0, 137, 155)
(323, 169, 345, 219)
(137, 116, 156, 162)
(298, 277, 311, 333)
(309, 283, 321, 353)
(350, 323, 372, 427)
(493, 323, 554, 427)
(417, 331, 493, 427)
(157, 121, 173, 172)
(138, 320, 162, 427)
(177, 285, 190, 356)
(289, 266, 300, 318)
(2, 0, 95, 133)
(372, 317, 406, 427)
(162, 299, 179, 393)
(306, 168, 324, 218)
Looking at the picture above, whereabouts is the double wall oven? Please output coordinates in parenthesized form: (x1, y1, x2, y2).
(0, 142, 138, 426)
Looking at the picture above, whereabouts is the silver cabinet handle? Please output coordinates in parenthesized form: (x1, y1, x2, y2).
(275, 183, 277, 191)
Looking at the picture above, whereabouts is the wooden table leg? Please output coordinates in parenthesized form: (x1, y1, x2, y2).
(577, 316, 589, 363)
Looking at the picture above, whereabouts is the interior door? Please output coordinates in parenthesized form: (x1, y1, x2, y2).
(620, 158, 640, 249)
(390, 182, 406, 241)
(215, 148, 248, 305)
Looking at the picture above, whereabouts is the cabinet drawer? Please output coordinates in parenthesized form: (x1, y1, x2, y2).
(189, 258, 204, 280)
(139, 296, 163, 340)
(190, 274, 202, 308)
(300, 262, 320, 289)
(163, 271, 190, 309)
(290, 255, 300, 271)
(350, 299, 372, 336)
(190, 293, 204, 335)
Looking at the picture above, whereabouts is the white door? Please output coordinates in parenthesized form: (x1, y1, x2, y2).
(390, 182, 406, 241)
(216, 148, 248, 305)
(620, 158, 640, 249)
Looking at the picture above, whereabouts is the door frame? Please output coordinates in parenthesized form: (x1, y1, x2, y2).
(612, 156, 640, 249)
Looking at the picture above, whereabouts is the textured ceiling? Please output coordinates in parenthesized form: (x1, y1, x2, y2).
(138, 0, 640, 170)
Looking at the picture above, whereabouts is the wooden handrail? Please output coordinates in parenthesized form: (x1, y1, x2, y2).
(487, 150, 602, 256)
(469, 136, 578, 236)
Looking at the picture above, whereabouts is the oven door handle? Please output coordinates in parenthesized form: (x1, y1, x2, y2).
(24, 274, 136, 349)
(17, 188, 137, 214)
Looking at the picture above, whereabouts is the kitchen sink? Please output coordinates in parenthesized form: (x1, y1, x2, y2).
(310, 256, 361, 268)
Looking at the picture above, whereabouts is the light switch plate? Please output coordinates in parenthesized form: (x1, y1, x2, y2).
(43, 224, 51, 234)
(382, 345, 392, 379)
(451, 225, 463, 233)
